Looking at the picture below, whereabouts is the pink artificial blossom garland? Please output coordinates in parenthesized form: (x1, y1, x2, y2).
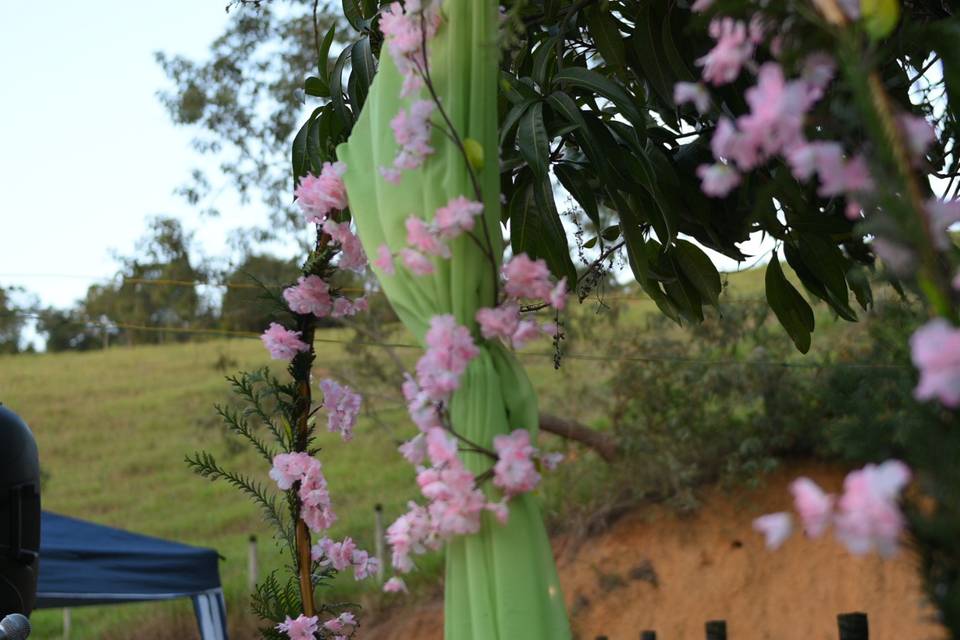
(294, 162, 348, 224)
(261, 323, 310, 360)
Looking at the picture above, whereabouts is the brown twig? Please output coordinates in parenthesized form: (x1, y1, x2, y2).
(539, 413, 619, 462)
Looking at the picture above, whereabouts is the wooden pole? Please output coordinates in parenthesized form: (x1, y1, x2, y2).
(837, 612, 869, 640)
(374, 503, 385, 583)
(247, 534, 259, 593)
(62, 608, 71, 640)
(706, 620, 727, 640)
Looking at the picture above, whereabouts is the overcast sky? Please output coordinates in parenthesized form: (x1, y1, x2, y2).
(0, 0, 285, 309)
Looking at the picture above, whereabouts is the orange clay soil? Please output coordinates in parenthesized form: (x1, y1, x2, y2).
(361, 462, 946, 640)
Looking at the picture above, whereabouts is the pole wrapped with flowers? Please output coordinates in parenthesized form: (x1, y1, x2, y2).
(334, 0, 571, 637)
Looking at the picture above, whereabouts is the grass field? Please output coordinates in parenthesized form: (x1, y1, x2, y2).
(0, 266, 881, 638)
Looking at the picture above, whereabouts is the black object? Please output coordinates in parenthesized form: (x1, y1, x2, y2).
(0, 613, 30, 639)
(706, 619, 727, 639)
(641, 632, 657, 640)
(0, 407, 40, 617)
(838, 612, 869, 640)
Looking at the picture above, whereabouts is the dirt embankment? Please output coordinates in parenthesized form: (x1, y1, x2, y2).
(362, 463, 945, 640)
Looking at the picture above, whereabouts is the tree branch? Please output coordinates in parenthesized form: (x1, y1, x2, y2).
(539, 413, 619, 462)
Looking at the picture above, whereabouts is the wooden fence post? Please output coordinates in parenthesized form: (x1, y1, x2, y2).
(247, 534, 258, 593)
(706, 620, 727, 639)
(374, 503, 385, 583)
(838, 612, 869, 640)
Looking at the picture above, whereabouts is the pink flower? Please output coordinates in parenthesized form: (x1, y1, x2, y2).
(415, 315, 479, 401)
(375, 244, 396, 275)
(790, 477, 834, 538)
(911, 318, 960, 406)
(801, 53, 836, 98)
(503, 254, 553, 300)
(697, 163, 740, 197)
(261, 323, 310, 360)
(386, 502, 432, 572)
(710, 118, 739, 162)
(540, 451, 564, 470)
(425, 427, 459, 466)
(352, 549, 380, 580)
(674, 81, 710, 114)
(835, 461, 911, 556)
(402, 374, 443, 432)
(276, 614, 319, 640)
(269, 452, 314, 491)
(384, 576, 408, 593)
(283, 275, 333, 317)
(295, 162, 348, 224)
(299, 461, 336, 532)
(837, 0, 860, 19)
(331, 296, 368, 318)
(691, 0, 714, 11)
(319, 379, 362, 442)
(399, 433, 427, 465)
(390, 100, 435, 172)
(380, 1, 441, 97)
(435, 196, 483, 239)
(313, 536, 357, 571)
(406, 216, 450, 258)
(785, 141, 843, 183)
(323, 611, 356, 633)
(697, 18, 754, 86)
(476, 303, 520, 342)
(380, 166, 403, 184)
(510, 320, 542, 349)
(753, 512, 793, 550)
(322, 219, 367, 271)
(401, 249, 435, 276)
(735, 63, 814, 169)
(925, 199, 960, 250)
(492, 429, 541, 497)
(486, 499, 509, 524)
(549, 278, 568, 310)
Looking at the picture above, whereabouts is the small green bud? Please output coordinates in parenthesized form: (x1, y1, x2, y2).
(463, 138, 485, 173)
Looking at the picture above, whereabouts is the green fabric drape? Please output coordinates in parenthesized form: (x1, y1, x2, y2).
(335, 1, 571, 638)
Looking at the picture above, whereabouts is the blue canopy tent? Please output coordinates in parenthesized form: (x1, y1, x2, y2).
(35, 511, 229, 640)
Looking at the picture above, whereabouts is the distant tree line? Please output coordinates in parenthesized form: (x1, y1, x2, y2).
(2, 216, 338, 353)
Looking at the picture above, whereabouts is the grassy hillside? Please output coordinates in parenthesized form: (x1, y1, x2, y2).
(0, 266, 881, 638)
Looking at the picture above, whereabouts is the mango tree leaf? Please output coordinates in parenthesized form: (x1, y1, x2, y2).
(517, 102, 550, 180)
(553, 67, 646, 130)
(585, 6, 626, 71)
(766, 256, 815, 353)
(674, 240, 721, 306)
(554, 163, 600, 228)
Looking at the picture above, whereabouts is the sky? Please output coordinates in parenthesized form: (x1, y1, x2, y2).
(0, 0, 283, 309)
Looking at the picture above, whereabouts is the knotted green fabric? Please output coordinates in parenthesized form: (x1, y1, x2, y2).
(336, 1, 570, 637)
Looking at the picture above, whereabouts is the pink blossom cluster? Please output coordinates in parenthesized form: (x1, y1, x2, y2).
(294, 161, 348, 224)
(492, 429, 541, 496)
(311, 536, 379, 580)
(283, 275, 333, 317)
(473, 254, 566, 349)
(261, 323, 310, 361)
(276, 614, 319, 640)
(753, 461, 911, 556)
(385, 428, 492, 574)
(269, 452, 337, 533)
(696, 17, 758, 86)
(322, 219, 367, 272)
(380, 100, 436, 184)
(910, 318, 960, 407)
(379, 0, 441, 98)
(318, 378, 362, 442)
(281, 275, 369, 323)
(375, 196, 484, 277)
(415, 315, 480, 402)
(383, 576, 408, 593)
(322, 612, 357, 638)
